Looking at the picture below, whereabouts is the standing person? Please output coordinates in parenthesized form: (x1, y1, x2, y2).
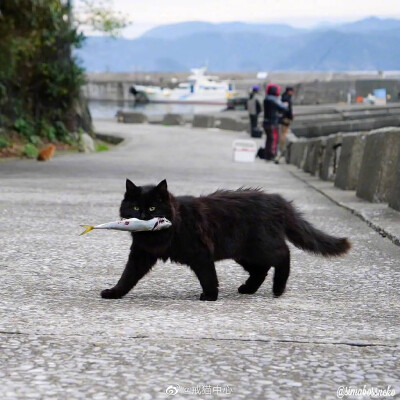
(263, 83, 288, 161)
(277, 86, 294, 163)
(247, 85, 262, 137)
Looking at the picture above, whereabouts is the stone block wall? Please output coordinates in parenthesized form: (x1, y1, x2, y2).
(286, 127, 400, 212)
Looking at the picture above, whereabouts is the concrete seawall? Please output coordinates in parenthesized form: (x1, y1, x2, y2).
(286, 127, 400, 219)
(83, 72, 400, 105)
(115, 103, 400, 138)
(290, 104, 400, 138)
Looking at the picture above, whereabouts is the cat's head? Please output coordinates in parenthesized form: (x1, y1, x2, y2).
(120, 179, 173, 221)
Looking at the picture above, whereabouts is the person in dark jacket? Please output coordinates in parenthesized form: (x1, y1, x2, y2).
(277, 86, 294, 162)
(262, 84, 288, 160)
(247, 85, 262, 135)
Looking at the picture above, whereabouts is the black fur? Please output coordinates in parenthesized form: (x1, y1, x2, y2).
(101, 180, 351, 301)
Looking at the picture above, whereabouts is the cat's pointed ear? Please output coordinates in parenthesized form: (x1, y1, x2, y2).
(126, 179, 139, 197)
(156, 179, 167, 191)
(156, 179, 168, 199)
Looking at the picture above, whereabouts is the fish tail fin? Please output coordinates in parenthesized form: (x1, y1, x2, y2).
(80, 225, 94, 236)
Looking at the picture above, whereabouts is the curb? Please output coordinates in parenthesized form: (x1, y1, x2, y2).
(284, 165, 400, 248)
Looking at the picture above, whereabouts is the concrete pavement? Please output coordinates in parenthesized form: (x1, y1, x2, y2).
(1, 121, 399, 399)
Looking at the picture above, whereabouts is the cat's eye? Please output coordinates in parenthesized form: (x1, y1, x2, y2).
(133, 206, 140, 211)
(149, 206, 156, 212)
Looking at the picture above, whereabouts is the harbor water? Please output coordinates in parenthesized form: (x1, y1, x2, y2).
(88, 100, 226, 119)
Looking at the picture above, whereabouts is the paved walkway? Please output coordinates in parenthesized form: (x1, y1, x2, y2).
(1, 121, 399, 399)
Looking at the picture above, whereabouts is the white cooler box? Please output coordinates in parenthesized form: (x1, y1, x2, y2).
(232, 139, 257, 163)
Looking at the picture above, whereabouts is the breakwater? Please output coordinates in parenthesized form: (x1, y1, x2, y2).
(83, 71, 400, 105)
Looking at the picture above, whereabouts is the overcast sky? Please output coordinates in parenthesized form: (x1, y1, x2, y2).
(83, 0, 400, 38)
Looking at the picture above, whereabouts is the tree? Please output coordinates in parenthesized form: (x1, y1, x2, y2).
(0, 0, 129, 144)
(73, 0, 130, 37)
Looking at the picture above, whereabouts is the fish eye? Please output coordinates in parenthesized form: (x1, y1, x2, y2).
(133, 206, 140, 211)
(149, 206, 156, 211)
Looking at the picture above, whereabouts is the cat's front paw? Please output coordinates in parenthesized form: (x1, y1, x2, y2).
(101, 288, 123, 299)
(199, 292, 218, 301)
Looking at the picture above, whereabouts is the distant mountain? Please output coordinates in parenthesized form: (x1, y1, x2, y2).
(276, 29, 400, 71)
(336, 16, 400, 33)
(77, 33, 304, 72)
(141, 21, 304, 39)
(77, 17, 400, 72)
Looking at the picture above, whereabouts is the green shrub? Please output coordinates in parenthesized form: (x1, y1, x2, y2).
(0, 137, 9, 148)
(54, 121, 74, 143)
(22, 143, 39, 158)
(29, 135, 42, 145)
(40, 120, 56, 141)
(96, 143, 109, 152)
(14, 118, 36, 141)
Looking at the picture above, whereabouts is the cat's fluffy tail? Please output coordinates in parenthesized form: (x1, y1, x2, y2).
(285, 204, 351, 257)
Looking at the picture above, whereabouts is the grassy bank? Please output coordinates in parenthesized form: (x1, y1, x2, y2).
(0, 129, 113, 161)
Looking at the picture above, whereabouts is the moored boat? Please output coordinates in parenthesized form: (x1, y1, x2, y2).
(131, 67, 237, 105)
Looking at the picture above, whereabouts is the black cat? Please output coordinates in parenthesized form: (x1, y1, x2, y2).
(101, 179, 351, 301)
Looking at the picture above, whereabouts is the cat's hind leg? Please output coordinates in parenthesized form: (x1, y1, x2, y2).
(236, 260, 271, 295)
(272, 245, 291, 297)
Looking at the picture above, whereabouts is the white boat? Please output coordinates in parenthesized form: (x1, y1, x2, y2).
(132, 67, 237, 105)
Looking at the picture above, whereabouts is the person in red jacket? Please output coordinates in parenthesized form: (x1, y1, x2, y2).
(262, 84, 288, 160)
